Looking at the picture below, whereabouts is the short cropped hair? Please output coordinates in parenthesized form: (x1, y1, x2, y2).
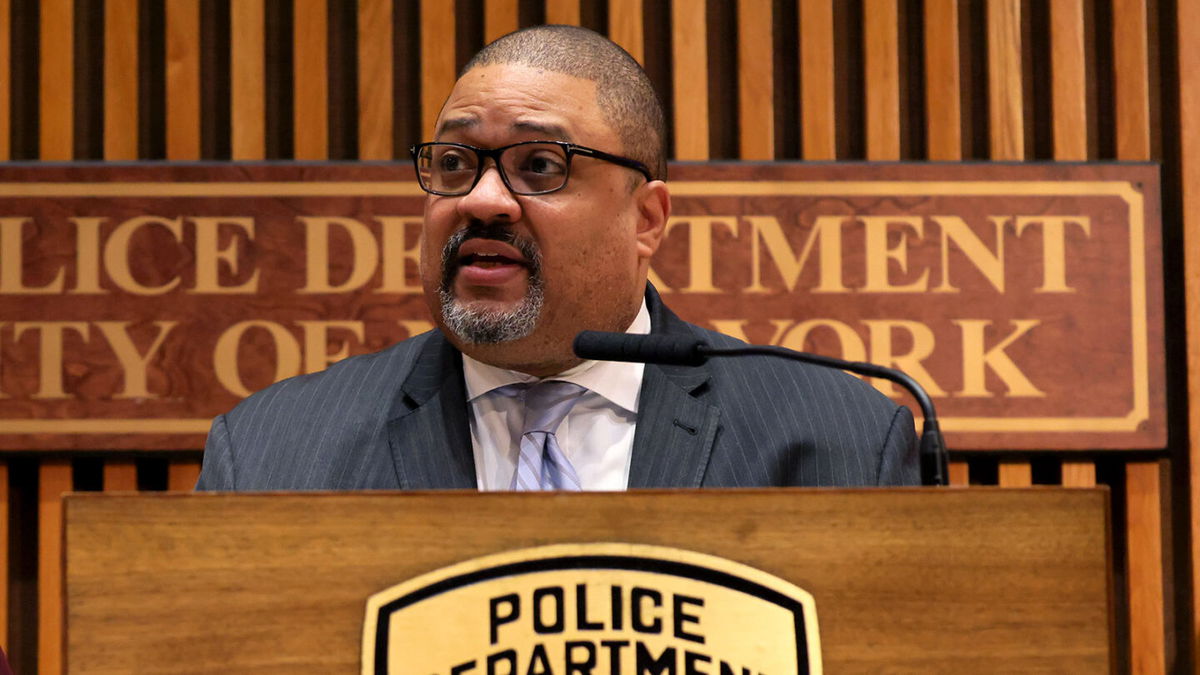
(462, 25, 668, 181)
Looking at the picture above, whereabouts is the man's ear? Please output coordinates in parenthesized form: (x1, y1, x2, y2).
(634, 180, 670, 259)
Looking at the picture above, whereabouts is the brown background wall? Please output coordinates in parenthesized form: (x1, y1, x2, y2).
(0, 0, 1197, 673)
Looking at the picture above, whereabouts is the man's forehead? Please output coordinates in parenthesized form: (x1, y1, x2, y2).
(435, 116, 575, 143)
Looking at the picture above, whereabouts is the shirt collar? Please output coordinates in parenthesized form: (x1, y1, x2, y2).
(462, 298, 650, 413)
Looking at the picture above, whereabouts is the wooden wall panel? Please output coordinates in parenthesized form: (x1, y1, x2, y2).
(923, 0, 960, 161)
(0, 0, 9, 161)
(485, 0, 519, 43)
(293, 0, 328, 160)
(0, 462, 7, 647)
(419, 0, 455, 141)
(863, 0, 899, 160)
(1181, 0, 1200, 664)
(987, 0, 1024, 161)
(165, 0, 201, 160)
(799, 0, 835, 160)
(545, 0, 581, 26)
(358, 0, 393, 159)
(103, 0, 139, 160)
(671, 0, 708, 160)
(38, 461, 71, 675)
(609, 0, 644, 64)
(39, 0, 73, 160)
(737, 0, 773, 159)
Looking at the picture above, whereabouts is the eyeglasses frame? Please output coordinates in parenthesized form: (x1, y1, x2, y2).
(410, 140, 654, 197)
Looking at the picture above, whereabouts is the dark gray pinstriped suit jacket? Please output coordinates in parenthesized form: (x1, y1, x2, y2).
(196, 287, 919, 490)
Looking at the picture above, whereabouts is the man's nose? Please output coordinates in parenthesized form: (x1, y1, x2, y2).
(456, 164, 521, 222)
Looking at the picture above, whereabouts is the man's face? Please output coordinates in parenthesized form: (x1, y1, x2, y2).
(419, 63, 668, 376)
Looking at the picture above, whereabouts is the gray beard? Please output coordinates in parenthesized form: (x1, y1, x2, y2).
(438, 225, 545, 345)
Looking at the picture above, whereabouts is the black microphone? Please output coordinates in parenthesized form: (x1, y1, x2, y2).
(573, 330, 949, 486)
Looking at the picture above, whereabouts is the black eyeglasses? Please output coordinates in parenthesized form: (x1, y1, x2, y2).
(410, 140, 654, 196)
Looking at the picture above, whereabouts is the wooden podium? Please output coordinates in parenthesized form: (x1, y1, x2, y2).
(64, 488, 1112, 673)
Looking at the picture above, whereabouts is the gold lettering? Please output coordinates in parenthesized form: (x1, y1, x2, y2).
(398, 319, 435, 337)
(663, 216, 738, 293)
(861, 216, 929, 292)
(0, 218, 66, 294)
(954, 319, 1045, 397)
(70, 217, 107, 294)
(746, 215, 848, 293)
(781, 319, 868, 361)
(189, 217, 260, 294)
(13, 321, 89, 399)
(933, 216, 1005, 293)
(377, 217, 424, 293)
(297, 320, 364, 374)
(213, 321, 302, 397)
(299, 217, 379, 293)
(1014, 215, 1091, 292)
(103, 216, 184, 295)
(863, 320, 946, 397)
(94, 321, 177, 398)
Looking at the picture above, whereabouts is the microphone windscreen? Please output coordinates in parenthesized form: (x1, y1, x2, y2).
(573, 331, 707, 366)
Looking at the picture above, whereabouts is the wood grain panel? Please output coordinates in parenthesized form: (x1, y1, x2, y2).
(103, 0, 139, 160)
(102, 461, 138, 492)
(1180, 0, 1200, 664)
(608, 0, 644, 64)
(799, 0, 835, 160)
(166, 0, 201, 160)
(1113, 0, 1151, 160)
(231, 0, 266, 159)
(671, 0, 708, 160)
(1050, 0, 1087, 160)
(923, 0, 960, 160)
(293, 0, 329, 160)
(998, 461, 1032, 487)
(39, 461, 71, 675)
(545, 0, 581, 26)
(863, 0, 900, 160)
(986, 0, 1023, 160)
(948, 461, 969, 487)
(0, 462, 7, 644)
(1062, 462, 1097, 488)
(168, 461, 202, 492)
(39, 0, 73, 160)
(484, 0, 519, 42)
(419, 0, 455, 141)
(0, 0, 8, 160)
(1126, 460, 1165, 674)
(737, 0, 773, 160)
(358, 0, 393, 159)
(66, 490, 1113, 671)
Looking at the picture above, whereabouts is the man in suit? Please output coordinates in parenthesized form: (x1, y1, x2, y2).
(197, 25, 918, 491)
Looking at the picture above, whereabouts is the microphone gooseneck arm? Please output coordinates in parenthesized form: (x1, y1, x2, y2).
(573, 331, 949, 486)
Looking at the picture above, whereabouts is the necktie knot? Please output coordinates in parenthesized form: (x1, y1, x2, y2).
(503, 380, 587, 491)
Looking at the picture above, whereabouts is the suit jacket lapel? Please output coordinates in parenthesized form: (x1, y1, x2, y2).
(385, 332, 478, 490)
(628, 289, 721, 488)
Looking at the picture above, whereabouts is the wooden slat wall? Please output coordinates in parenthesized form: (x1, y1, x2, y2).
(1, 1, 1194, 671)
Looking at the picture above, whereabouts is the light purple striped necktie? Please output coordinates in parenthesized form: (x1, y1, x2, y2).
(507, 380, 587, 491)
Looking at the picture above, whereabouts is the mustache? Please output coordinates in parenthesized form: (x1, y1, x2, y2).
(440, 221, 542, 288)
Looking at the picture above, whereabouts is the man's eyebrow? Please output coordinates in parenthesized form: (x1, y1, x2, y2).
(512, 120, 572, 141)
(436, 117, 477, 137)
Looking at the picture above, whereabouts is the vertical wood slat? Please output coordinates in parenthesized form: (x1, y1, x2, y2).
(358, 0, 393, 159)
(544, 0, 581, 25)
(923, 0, 961, 160)
(671, 0, 708, 160)
(737, 0, 773, 160)
(39, 0, 73, 160)
(1126, 461, 1166, 673)
(948, 461, 969, 487)
(1112, 1, 1164, 671)
(0, 0, 8, 160)
(168, 460, 202, 492)
(1180, 0, 1200, 664)
(1050, 0, 1087, 160)
(419, 0, 455, 141)
(103, 462, 138, 491)
(38, 461, 71, 675)
(0, 462, 7, 647)
(293, 0, 329, 160)
(986, 0, 1023, 160)
(104, 0, 139, 160)
(608, 0, 644, 64)
(799, 0, 835, 160)
(998, 462, 1033, 487)
(1050, 0, 1097, 492)
(863, 0, 900, 159)
(231, 0, 266, 159)
(484, 0, 519, 43)
(166, 0, 201, 160)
